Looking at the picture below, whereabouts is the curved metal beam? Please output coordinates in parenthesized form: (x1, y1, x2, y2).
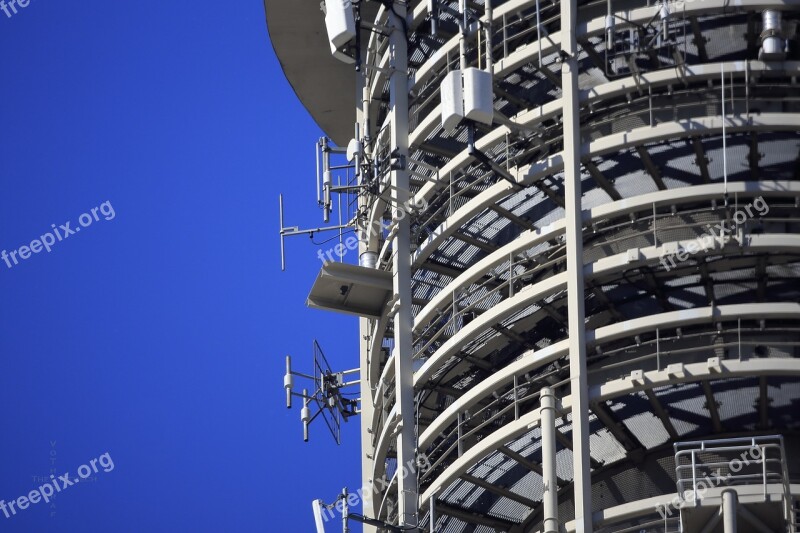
(411, 115, 800, 269)
(416, 302, 800, 453)
(417, 357, 800, 511)
(412, 182, 800, 333)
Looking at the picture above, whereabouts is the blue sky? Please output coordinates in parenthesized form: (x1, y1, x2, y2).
(0, 1, 363, 530)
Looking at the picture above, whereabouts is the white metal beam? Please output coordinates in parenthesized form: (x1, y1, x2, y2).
(387, 2, 418, 528)
(417, 359, 800, 520)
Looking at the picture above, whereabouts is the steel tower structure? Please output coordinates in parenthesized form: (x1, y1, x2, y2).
(267, 0, 800, 531)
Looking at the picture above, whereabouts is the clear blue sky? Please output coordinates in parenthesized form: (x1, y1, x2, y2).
(0, 1, 364, 530)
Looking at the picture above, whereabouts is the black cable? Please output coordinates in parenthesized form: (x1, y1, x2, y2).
(310, 229, 356, 246)
(375, 0, 409, 43)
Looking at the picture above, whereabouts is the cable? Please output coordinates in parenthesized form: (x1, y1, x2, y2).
(310, 229, 356, 246)
(348, 513, 418, 531)
(374, 0, 409, 42)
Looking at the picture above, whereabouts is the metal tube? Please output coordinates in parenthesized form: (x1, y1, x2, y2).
(484, 0, 493, 73)
(722, 490, 738, 532)
(722, 63, 728, 196)
(323, 137, 332, 223)
(541, 387, 559, 533)
(279, 194, 286, 271)
(429, 495, 435, 532)
(761, 10, 784, 59)
(302, 388, 310, 442)
(316, 140, 321, 205)
(457, 412, 463, 456)
(502, 14, 508, 59)
(536, 0, 542, 68)
(513, 374, 519, 420)
(561, 0, 592, 527)
(459, 0, 467, 70)
(343, 488, 350, 533)
(387, 2, 418, 527)
(761, 446, 767, 498)
(285, 355, 293, 408)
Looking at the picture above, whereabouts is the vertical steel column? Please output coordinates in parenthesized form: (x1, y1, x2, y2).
(722, 490, 738, 533)
(561, 0, 592, 530)
(388, 2, 418, 529)
(540, 387, 559, 533)
(356, 66, 379, 533)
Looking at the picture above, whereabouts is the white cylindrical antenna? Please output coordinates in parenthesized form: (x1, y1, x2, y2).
(316, 139, 322, 205)
(605, 0, 614, 51)
(322, 138, 332, 223)
(279, 194, 287, 271)
(302, 388, 311, 442)
(312, 499, 327, 533)
(342, 488, 349, 533)
(284, 355, 294, 408)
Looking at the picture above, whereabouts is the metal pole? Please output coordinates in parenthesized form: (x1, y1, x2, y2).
(722, 490, 738, 532)
(721, 63, 728, 196)
(429, 495, 435, 532)
(656, 328, 660, 371)
(513, 374, 519, 420)
(561, 0, 592, 528)
(761, 446, 767, 498)
(536, 0, 543, 68)
(343, 488, 350, 533)
(285, 355, 293, 408)
(356, 67, 380, 533)
(541, 387, 559, 533)
(388, 2, 419, 528)
(457, 412, 463, 457)
(459, 0, 467, 70)
(484, 0, 493, 73)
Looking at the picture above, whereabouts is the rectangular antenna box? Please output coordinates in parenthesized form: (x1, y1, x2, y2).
(324, 0, 357, 49)
(463, 67, 494, 125)
(441, 69, 464, 131)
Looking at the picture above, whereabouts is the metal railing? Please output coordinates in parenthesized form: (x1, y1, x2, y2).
(674, 436, 797, 532)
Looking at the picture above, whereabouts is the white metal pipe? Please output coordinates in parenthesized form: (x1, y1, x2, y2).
(761, 10, 784, 58)
(285, 356, 293, 408)
(722, 63, 728, 197)
(561, 0, 592, 527)
(536, 0, 543, 67)
(387, 2, 418, 528)
(540, 387, 559, 533)
(459, 0, 467, 70)
(722, 490, 738, 533)
(429, 495, 435, 532)
(484, 0, 493, 73)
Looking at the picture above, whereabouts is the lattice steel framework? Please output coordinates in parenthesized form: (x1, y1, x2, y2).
(266, 0, 800, 531)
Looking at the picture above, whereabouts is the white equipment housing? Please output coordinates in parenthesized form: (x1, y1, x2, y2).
(441, 70, 465, 131)
(463, 67, 494, 125)
(324, 0, 357, 50)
